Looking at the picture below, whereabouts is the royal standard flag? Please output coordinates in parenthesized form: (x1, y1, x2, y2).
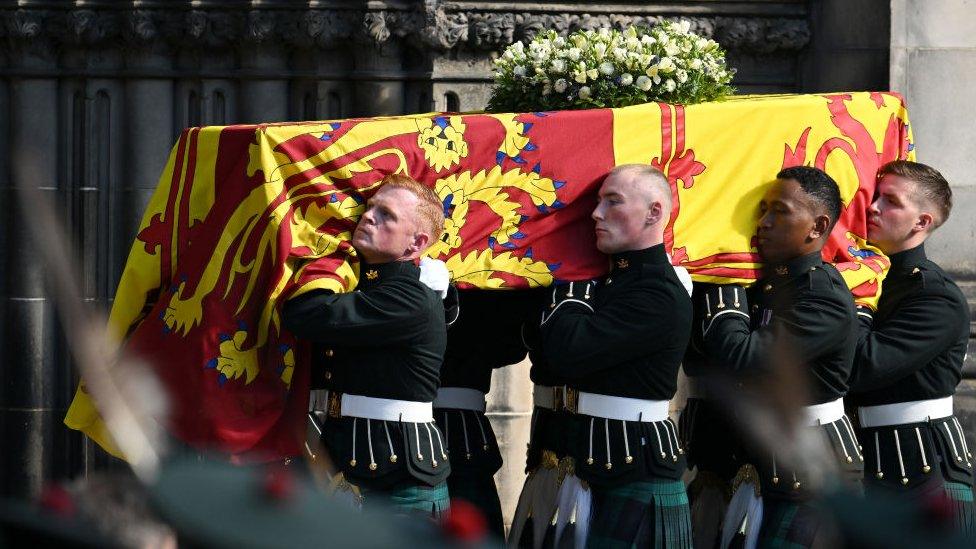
(65, 92, 912, 460)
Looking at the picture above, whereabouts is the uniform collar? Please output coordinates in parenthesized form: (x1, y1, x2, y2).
(358, 259, 419, 288)
(609, 243, 670, 273)
(888, 244, 926, 276)
(764, 250, 823, 280)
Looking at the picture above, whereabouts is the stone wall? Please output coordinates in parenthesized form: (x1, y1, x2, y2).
(889, 0, 976, 442)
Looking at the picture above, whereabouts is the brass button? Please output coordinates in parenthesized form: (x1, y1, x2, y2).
(324, 349, 334, 357)
(324, 371, 332, 380)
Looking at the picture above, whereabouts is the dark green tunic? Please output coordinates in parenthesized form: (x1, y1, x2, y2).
(282, 260, 449, 490)
(848, 245, 974, 529)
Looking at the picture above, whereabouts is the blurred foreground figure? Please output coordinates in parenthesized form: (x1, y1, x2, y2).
(435, 290, 532, 539)
(848, 160, 975, 533)
(283, 174, 453, 516)
(512, 165, 693, 548)
(687, 166, 861, 547)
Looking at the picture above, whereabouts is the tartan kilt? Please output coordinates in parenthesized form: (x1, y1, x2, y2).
(944, 481, 976, 536)
(447, 472, 505, 538)
(756, 498, 832, 549)
(586, 479, 692, 549)
(370, 481, 451, 519)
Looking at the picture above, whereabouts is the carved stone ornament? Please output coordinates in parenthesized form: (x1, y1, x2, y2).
(0, 5, 810, 54)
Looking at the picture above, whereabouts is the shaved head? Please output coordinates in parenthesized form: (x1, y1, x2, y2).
(592, 164, 672, 253)
(609, 164, 672, 214)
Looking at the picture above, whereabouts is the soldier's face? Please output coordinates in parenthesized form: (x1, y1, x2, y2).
(592, 174, 654, 254)
(352, 187, 423, 264)
(757, 178, 819, 263)
(868, 174, 926, 254)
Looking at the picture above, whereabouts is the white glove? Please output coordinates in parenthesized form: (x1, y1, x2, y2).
(668, 256, 693, 297)
(418, 257, 450, 299)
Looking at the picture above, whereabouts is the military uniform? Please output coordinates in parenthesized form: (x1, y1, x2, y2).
(534, 244, 693, 548)
(435, 290, 530, 538)
(848, 244, 975, 533)
(508, 286, 574, 549)
(694, 251, 862, 547)
(282, 260, 451, 517)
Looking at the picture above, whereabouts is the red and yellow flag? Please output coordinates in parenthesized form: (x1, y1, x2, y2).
(65, 92, 913, 460)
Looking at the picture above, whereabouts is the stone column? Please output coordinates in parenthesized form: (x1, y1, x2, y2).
(238, 10, 289, 123)
(0, 11, 71, 497)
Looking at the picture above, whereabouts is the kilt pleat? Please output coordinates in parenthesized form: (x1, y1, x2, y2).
(382, 481, 451, 519)
(944, 481, 976, 535)
(585, 479, 691, 549)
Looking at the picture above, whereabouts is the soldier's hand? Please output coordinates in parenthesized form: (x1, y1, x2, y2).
(419, 257, 451, 298)
(540, 279, 599, 326)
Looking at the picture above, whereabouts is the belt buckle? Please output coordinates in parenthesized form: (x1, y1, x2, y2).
(553, 387, 564, 411)
(563, 387, 579, 413)
(327, 391, 342, 419)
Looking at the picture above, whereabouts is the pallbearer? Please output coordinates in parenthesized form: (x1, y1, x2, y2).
(849, 161, 975, 532)
(283, 174, 452, 516)
(435, 289, 532, 538)
(692, 166, 862, 547)
(524, 164, 694, 548)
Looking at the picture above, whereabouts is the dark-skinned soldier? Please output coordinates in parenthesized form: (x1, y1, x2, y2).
(690, 166, 862, 548)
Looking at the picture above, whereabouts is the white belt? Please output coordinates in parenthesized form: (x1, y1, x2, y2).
(803, 397, 845, 426)
(433, 387, 486, 412)
(576, 392, 669, 423)
(533, 384, 557, 410)
(858, 397, 953, 428)
(310, 390, 433, 423)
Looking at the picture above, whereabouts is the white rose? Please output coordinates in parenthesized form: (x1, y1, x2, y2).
(586, 68, 599, 80)
(645, 65, 659, 78)
(635, 75, 653, 91)
(594, 42, 607, 59)
(568, 47, 582, 61)
(574, 70, 588, 84)
(665, 79, 676, 92)
(665, 43, 680, 57)
(676, 69, 688, 83)
(626, 37, 640, 50)
(554, 36, 566, 48)
(598, 28, 610, 38)
(599, 61, 615, 75)
(613, 47, 627, 62)
(572, 34, 587, 49)
(641, 34, 655, 45)
(697, 38, 710, 49)
(653, 75, 661, 85)
(554, 78, 568, 93)
(513, 65, 526, 77)
(578, 86, 592, 100)
(678, 20, 691, 34)
(658, 57, 675, 72)
(620, 73, 633, 86)
(551, 59, 566, 73)
(690, 58, 703, 70)
(512, 41, 524, 52)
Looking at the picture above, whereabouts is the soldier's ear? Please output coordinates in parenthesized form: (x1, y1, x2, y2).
(914, 212, 934, 233)
(408, 231, 431, 256)
(646, 201, 664, 226)
(810, 214, 831, 240)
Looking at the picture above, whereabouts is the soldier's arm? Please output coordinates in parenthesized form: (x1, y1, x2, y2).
(281, 276, 427, 345)
(540, 282, 688, 377)
(703, 286, 851, 374)
(850, 288, 967, 392)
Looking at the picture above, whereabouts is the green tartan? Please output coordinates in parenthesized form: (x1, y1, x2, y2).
(757, 499, 824, 549)
(586, 479, 692, 549)
(365, 481, 451, 519)
(447, 472, 504, 538)
(945, 481, 976, 535)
